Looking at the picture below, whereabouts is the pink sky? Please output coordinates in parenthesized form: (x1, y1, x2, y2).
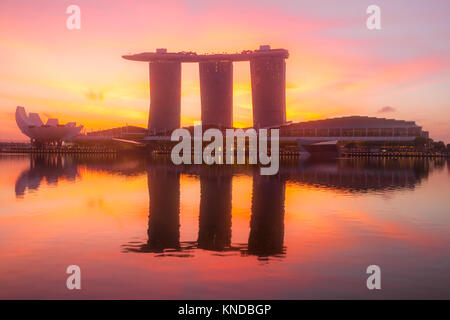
(0, 0, 449, 142)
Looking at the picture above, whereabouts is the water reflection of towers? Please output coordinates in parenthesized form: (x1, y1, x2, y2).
(134, 166, 286, 258)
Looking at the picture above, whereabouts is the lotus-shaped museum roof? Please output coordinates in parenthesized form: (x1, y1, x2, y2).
(15, 106, 83, 142)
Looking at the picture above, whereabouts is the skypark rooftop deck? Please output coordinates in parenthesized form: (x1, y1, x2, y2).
(122, 46, 289, 62)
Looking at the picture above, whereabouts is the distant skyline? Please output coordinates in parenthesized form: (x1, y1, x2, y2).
(0, 0, 449, 142)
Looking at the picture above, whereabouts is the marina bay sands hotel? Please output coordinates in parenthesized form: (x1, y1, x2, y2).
(13, 46, 428, 147)
(123, 45, 288, 133)
(122, 45, 427, 143)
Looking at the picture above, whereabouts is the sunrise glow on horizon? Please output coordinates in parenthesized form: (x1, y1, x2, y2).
(0, 0, 449, 142)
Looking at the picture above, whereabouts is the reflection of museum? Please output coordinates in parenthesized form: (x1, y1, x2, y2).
(15, 155, 78, 197)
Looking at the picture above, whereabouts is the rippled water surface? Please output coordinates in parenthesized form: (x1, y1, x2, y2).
(0, 154, 449, 299)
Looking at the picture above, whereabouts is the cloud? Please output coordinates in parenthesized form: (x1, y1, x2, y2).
(378, 106, 396, 113)
(85, 89, 104, 102)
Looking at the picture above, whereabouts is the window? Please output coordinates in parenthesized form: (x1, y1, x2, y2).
(342, 129, 354, 137)
(329, 128, 341, 136)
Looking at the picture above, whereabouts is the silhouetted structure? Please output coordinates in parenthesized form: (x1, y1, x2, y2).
(148, 58, 182, 134)
(281, 158, 430, 192)
(145, 166, 181, 252)
(123, 47, 432, 143)
(15, 106, 83, 145)
(87, 126, 147, 137)
(198, 168, 232, 251)
(123, 45, 289, 131)
(15, 155, 78, 197)
(247, 173, 286, 257)
(118, 157, 434, 259)
(279, 116, 428, 140)
(123, 166, 182, 253)
(199, 61, 233, 127)
(250, 45, 287, 128)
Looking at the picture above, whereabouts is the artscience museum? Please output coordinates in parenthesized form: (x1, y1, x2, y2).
(15, 106, 83, 145)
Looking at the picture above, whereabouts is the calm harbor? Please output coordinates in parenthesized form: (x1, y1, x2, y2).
(1, 154, 449, 299)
